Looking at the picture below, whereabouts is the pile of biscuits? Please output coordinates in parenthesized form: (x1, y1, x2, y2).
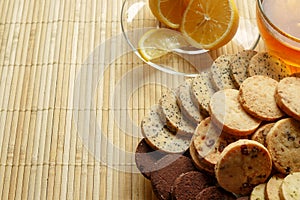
(135, 50, 300, 200)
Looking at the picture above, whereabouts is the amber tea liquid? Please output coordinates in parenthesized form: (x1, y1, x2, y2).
(256, 0, 300, 70)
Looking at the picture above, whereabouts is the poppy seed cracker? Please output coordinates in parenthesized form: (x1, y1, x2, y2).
(159, 90, 196, 137)
(248, 52, 291, 81)
(141, 105, 191, 153)
(176, 78, 205, 124)
(211, 54, 237, 90)
(191, 71, 216, 116)
(230, 50, 257, 88)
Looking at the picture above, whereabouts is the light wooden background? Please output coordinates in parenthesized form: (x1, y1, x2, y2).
(0, 0, 271, 199)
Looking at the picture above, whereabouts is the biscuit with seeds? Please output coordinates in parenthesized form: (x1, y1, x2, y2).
(191, 71, 216, 116)
(211, 54, 237, 90)
(275, 76, 300, 121)
(230, 50, 257, 88)
(248, 52, 291, 81)
(141, 105, 191, 153)
(239, 75, 284, 121)
(159, 90, 196, 137)
(176, 79, 205, 124)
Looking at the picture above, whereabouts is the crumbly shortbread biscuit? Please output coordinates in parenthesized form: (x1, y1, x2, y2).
(266, 118, 300, 174)
(209, 89, 261, 136)
(189, 138, 215, 175)
(265, 174, 285, 200)
(215, 139, 272, 195)
(248, 52, 291, 81)
(159, 90, 196, 137)
(176, 79, 205, 124)
(239, 75, 284, 121)
(251, 123, 275, 147)
(193, 117, 245, 169)
(151, 154, 196, 200)
(172, 171, 215, 200)
(279, 172, 300, 200)
(275, 77, 300, 121)
(141, 105, 191, 153)
(250, 183, 266, 200)
(191, 71, 216, 116)
(230, 50, 257, 88)
(211, 54, 237, 90)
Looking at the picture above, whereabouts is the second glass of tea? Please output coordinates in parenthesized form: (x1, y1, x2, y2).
(256, 0, 300, 69)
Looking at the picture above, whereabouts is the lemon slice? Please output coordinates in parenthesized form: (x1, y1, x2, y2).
(149, 0, 189, 29)
(138, 28, 190, 61)
(180, 0, 239, 50)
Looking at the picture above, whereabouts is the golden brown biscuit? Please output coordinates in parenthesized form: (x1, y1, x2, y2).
(275, 76, 300, 121)
(209, 89, 261, 136)
(239, 75, 284, 121)
(215, 139, 272, 195)
(251, 123, 275, 147)
(266, 118, 300, 174)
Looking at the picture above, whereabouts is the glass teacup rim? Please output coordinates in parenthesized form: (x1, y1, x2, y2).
(257, 0, 300, 43)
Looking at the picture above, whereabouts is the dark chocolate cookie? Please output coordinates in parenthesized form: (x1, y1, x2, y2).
(135, 138, 165, 179)
(195, 186, 236, 200)
(172, 171, 215, 200)
(150, 154, 196, 200)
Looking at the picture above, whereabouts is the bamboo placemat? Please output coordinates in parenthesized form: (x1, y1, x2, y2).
(2, 0, 295, 199)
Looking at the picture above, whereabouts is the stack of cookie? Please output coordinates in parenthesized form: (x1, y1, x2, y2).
(135, 50, 300, 200)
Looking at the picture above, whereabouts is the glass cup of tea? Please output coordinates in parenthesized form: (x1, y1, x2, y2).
(256, 0, 300, 69)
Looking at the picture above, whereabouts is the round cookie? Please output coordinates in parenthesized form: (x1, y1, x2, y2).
(176, 78, 205, 124)
(211, 54, 237, 90)
(189, 138, 215, 175)
(193, 117, 245, 169)
(171, 171, 215, 200)
(150, 154, 196, 200)
(275, 76, 300, 121)
(209, 89, 261, 136)
(250, 183, 266, 200)
(135, 138, 165, 179)
(159, 90, 196, 137)
(191, 71, 216, 116)
(279, 172, 300, 200)
(248, 52, 291, 81)
(141, 105, 191, 153)
(195, 186, 236, 200)
(265, 174, 285, 200)
(230, 50, 257, 88)
(251, 123, 275, 147)
(239, 75, 285, 121)
(266, 118, 300, 174)
(215, 139, 272, 195)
